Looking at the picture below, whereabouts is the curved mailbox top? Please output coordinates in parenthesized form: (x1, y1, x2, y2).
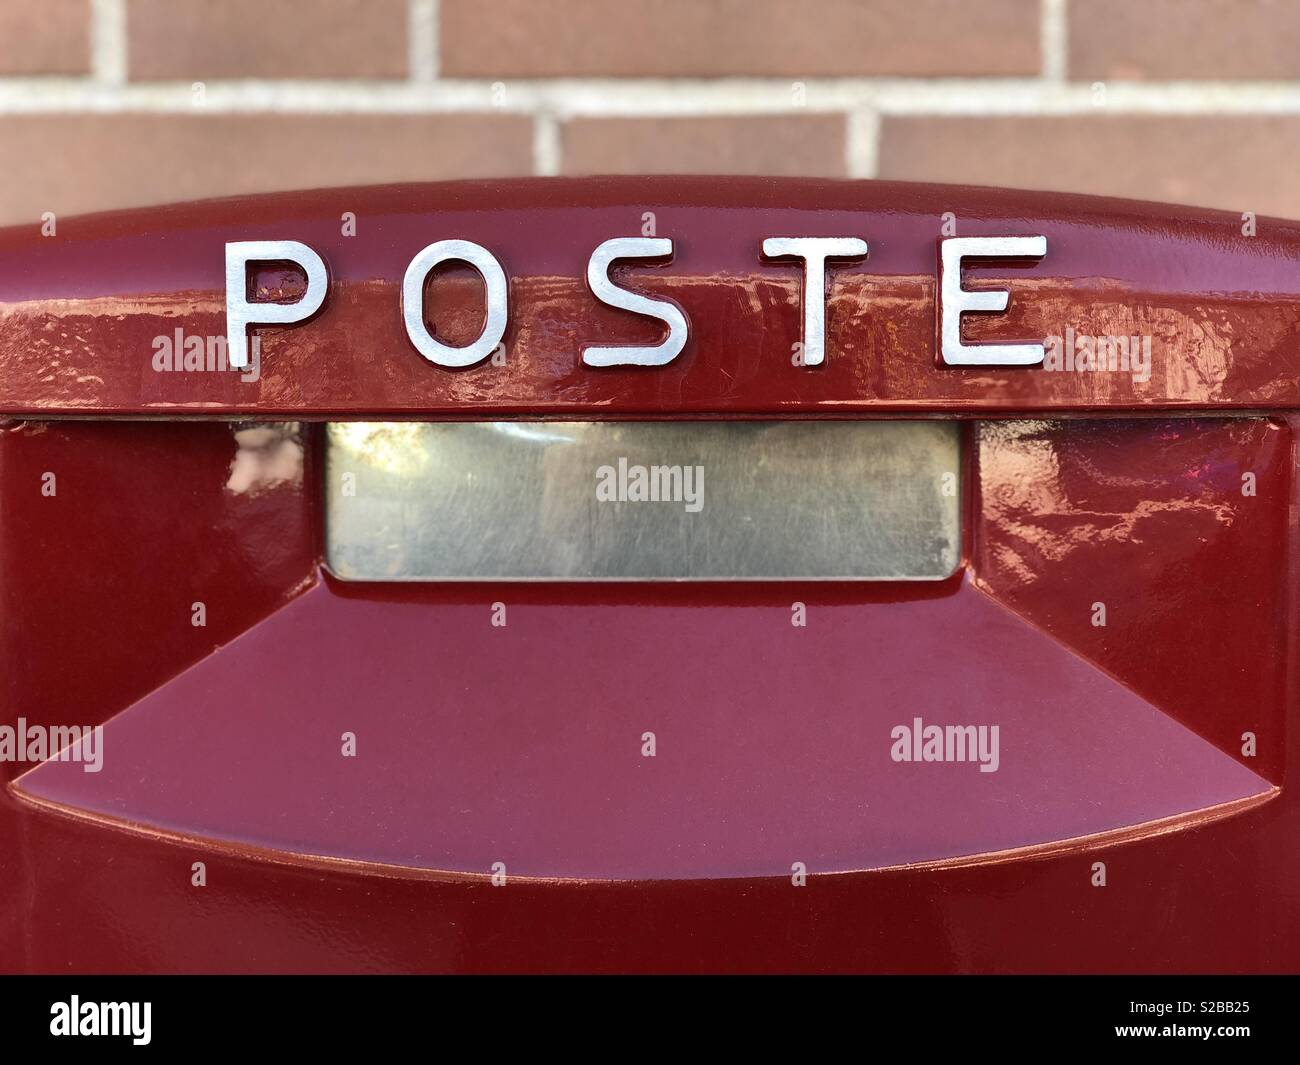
(1, 176, 1298, 416)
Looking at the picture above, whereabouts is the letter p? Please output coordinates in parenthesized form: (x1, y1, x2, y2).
(225, 240, 329, 368)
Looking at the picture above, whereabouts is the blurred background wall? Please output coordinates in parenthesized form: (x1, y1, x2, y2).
(2, 0, 1300, 224)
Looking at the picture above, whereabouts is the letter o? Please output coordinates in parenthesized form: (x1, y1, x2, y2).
(402, 239, 508, 368)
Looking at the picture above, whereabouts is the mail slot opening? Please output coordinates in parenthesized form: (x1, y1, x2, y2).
(324, 420, 961, 581)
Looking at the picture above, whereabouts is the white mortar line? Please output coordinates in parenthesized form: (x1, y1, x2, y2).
(409, 0, 438, 82)
(5, 78, 1300, 116)
(89, 0, 126, 85)
(1041, 0, 1068, 83)
(846, 110, 880, 179)
(533, 111, 561, 176)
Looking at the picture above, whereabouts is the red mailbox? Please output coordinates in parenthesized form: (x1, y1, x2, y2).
(1, 177, 1296, 973)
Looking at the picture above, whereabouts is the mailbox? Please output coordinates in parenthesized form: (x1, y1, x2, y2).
(1, 177, 1296, 973)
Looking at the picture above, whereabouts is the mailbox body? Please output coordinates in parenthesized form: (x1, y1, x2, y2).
(1, 178, 1298, 973)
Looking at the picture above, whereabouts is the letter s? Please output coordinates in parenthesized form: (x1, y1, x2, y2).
(582, 237, 688, 367)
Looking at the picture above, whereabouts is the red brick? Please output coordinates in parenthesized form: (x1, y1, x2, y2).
(562, 115, 847, 178)
(127, 0, 409, 80)
(443, 0, 1041, 78)
(0, 114, 533, 227)
(1070, 0, 1300, 81)
(0, 0, 89, 76)
(878, 115, 1300, 219)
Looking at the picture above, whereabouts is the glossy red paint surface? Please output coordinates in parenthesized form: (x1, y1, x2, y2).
(2, 179, 1298, 972)
(0, 420, 315, 765)
(975, 417, 1291, 784)
(4, 413, 1294, 970)
(2, 178, 1300, 416)
(16, 572, 1270, 879)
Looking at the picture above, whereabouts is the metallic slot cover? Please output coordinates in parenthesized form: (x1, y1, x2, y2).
(325, 420, 961, 581)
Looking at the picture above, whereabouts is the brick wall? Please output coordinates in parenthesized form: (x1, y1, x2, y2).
(2, 0, 1299, 225)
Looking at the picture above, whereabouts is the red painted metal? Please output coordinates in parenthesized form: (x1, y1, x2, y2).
(2, 179, 1298, 973)
(1, 178, 1299, 417)
(974, 417, 1291, 784)
(15, 572, 1271, 879)
(0, 421, 316, 760)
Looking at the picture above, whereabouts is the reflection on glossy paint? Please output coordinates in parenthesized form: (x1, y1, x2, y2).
(6, 178, 1300, 416)
(975, 416, 1288, 784)
(226, 423, 303, 495)
(978, 420, 1236, 581)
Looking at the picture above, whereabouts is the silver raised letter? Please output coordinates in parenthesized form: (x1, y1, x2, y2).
(583, 237, 688, 367)
(761, 237, 868, 367)
(224, 240, 329, 369)
(403, 239, 508, 368)
(939, 235, 1047, 366)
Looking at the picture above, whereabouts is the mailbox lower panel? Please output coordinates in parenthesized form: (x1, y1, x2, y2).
(1, 416, 1297, 972)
